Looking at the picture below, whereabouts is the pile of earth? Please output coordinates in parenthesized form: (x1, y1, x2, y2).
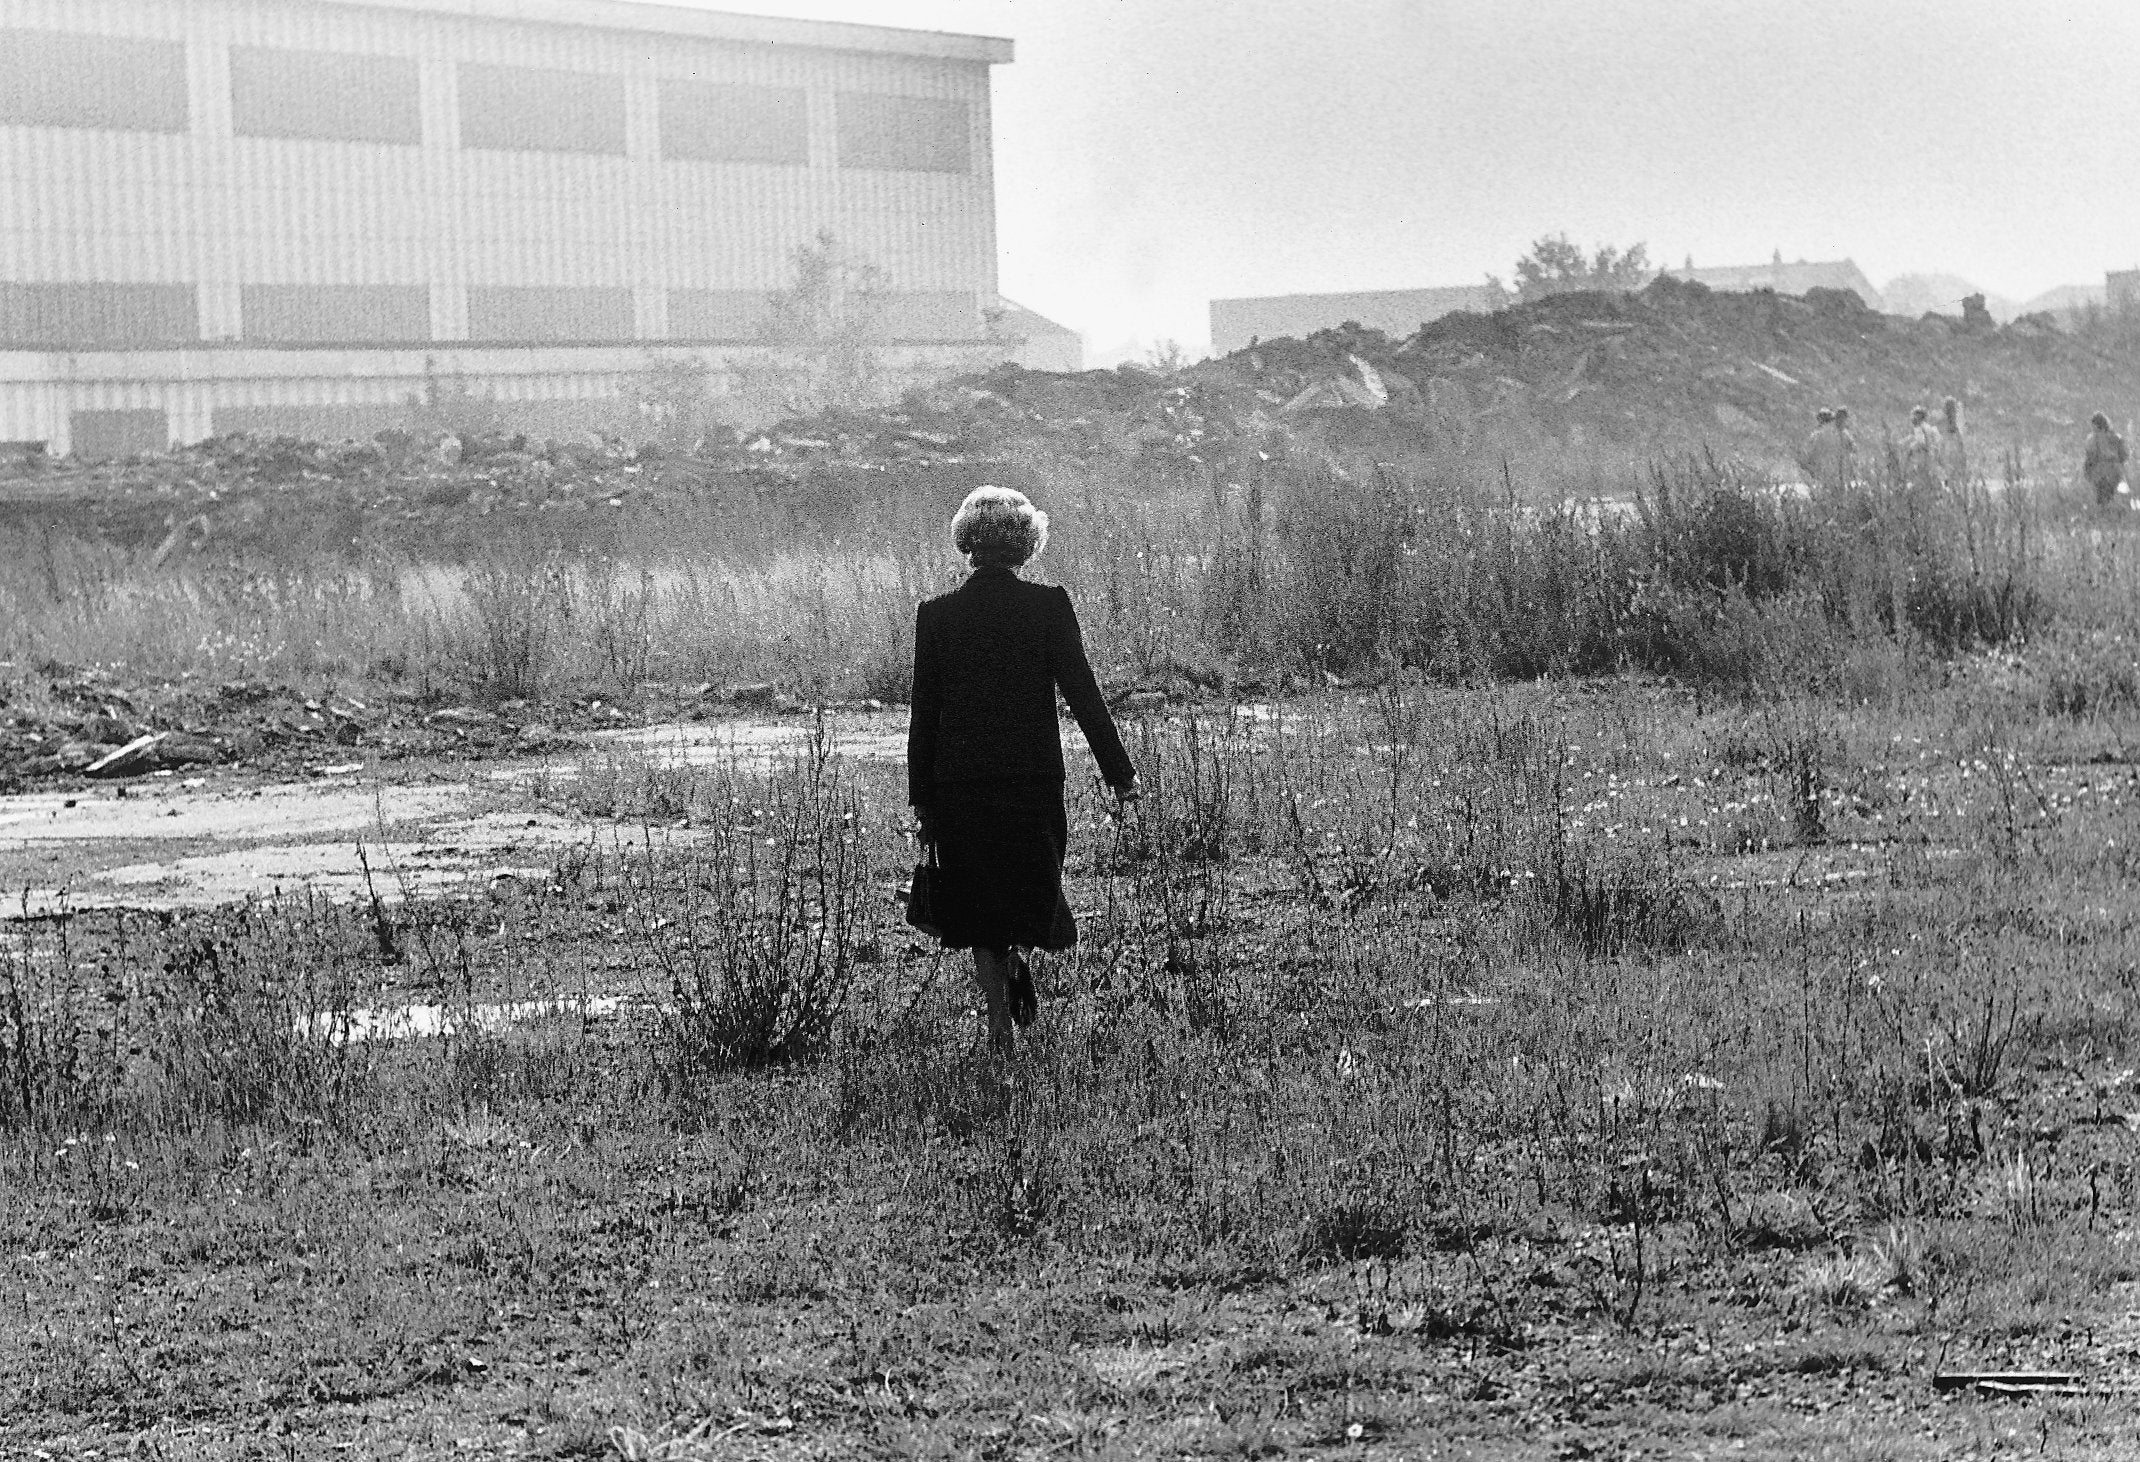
(5, 276, 2137, 560)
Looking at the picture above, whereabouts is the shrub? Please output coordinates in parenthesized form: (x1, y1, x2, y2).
(630, 754, 875, 1082)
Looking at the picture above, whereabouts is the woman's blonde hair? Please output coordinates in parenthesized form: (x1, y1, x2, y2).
(951, 485, 1049, 567)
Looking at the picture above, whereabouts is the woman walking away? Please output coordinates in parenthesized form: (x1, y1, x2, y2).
(908, 486, 1139, 1052)
(2084, 412, 2128, 509)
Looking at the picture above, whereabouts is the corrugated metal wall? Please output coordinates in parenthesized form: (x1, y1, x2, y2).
(0, 0, 999, 308)
(0, 0, 1007, 449)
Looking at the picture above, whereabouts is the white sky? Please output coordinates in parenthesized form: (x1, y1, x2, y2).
(660, 0, 2140, 358)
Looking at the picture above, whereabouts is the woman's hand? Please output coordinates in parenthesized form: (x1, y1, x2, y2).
(912, 803, 937, 841)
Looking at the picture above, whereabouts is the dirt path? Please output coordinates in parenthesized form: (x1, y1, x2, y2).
(0, 710, 911, 916)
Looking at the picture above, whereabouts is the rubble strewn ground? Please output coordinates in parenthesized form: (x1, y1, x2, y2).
(0, 656, 858, 795)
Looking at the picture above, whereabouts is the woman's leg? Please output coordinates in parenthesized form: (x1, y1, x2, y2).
(972, 946, 1015, 1052)
(1006, 948, 1038, 1026)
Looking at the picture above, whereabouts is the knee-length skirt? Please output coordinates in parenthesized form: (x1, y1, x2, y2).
(927, 777, 1076, 952)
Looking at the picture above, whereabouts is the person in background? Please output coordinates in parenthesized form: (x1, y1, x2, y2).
(907, 486, 1140, 1053)
(1833, 407, 1860, 484)
(2083, 412, 2129, 509)
(1937, 397, 1968, 487)
(1801, 407, 1845, 489)
(1902, 405, 1941, 491)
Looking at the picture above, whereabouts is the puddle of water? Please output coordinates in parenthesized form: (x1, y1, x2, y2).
(0, 712, 924, 914)
(299, 995, 628, 1044)
(12, 811, 595, 915)
(561, 716, 909, 773)
(0, 782, 466, 844)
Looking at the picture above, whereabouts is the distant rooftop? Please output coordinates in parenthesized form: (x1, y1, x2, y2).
(1210, 284, 1507, 354)
(1658, 257, 1883, 311)
(304, 0, 1015, 63)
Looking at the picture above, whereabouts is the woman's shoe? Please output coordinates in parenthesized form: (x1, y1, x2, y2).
(1008, 952, 1039, 1027)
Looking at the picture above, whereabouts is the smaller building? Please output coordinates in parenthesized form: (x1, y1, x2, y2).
(1209, 283, 1505, 356)
(993, 298, 1082, 372)
(2106, 269, 2140, 313)
(1657, 255, 1884, 312)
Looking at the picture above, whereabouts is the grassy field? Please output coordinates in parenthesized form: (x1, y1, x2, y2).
(4, 454, 2140, 1458)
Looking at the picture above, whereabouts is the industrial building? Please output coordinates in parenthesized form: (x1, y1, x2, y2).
(0, 0, 1060, 457)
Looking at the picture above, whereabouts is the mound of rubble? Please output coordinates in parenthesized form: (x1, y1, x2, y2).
(5, 277, 2136, 557)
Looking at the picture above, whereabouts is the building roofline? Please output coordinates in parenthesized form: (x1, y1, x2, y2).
(1211, 284, 1504, 308)
(290, 0, 1014, 63)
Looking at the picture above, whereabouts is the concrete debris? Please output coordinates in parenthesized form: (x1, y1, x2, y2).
(1931, 1371, 2083, 1398)
(84, 733, 167, 780)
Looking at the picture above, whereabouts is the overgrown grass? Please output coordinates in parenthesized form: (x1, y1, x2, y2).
(1, 449, 2129, 712)
(6, 677, 2140, 1454)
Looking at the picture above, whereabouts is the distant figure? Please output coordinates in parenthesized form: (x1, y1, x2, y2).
(1801, 407, 1847, 489)
(908, 487, 1140, 1053)
(2083, 412, 2129, 508)
(1937, 397, 1967, 486)
(1834, 406, 1860, 484)
(1902, 405, 1941, 490)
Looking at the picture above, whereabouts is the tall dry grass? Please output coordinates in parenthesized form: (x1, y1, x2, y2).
(0, 448, 2131, 711)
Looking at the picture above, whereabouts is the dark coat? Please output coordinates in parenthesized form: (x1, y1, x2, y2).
(2085, 427, 2128, 490)
(907, 566, 1136, 807)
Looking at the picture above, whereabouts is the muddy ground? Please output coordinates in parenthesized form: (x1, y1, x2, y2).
(0, 708, 910, 916)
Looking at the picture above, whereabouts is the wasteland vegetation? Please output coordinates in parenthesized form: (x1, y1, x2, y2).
(3, 442, 2140, 1456)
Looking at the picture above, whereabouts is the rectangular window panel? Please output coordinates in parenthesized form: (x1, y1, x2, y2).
(467, 286, 634, 343)
(668, 289, 774, 340)
(242, 285, 430, 344)
(458, 64, 625, 155)
(231, 47, 421, 145)
(883, 291, 980, 339)
(658, 81, 807, 164)
(0, 284, 198, 347)
(71, 409, 169, 461)
(836, 93, 969, 173)
(0, 29, 188, 133)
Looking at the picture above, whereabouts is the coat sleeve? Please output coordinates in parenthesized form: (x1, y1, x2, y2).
(907, 601, 940, 807)
(1050, 587, 1137, 790)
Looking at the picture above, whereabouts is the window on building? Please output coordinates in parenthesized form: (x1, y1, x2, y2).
(836, 94, 970, 173)
(668, 289, 775, 340)
(658, 81, 807, 165)
(0, 284, 198, 348)
(71, 409, 169, 461)
(467, 287, 634, 343)
(231, 47, 422, 145)
(242, 286, 430, 344)
(0, 29, 188, 133)
(883, 291, 981, 340)
(458, 64, 626, 156)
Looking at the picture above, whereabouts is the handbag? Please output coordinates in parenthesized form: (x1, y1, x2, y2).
(905, 838, 945, 940)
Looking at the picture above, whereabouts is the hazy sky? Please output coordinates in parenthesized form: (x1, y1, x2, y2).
(666, 0, 2140, 358)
